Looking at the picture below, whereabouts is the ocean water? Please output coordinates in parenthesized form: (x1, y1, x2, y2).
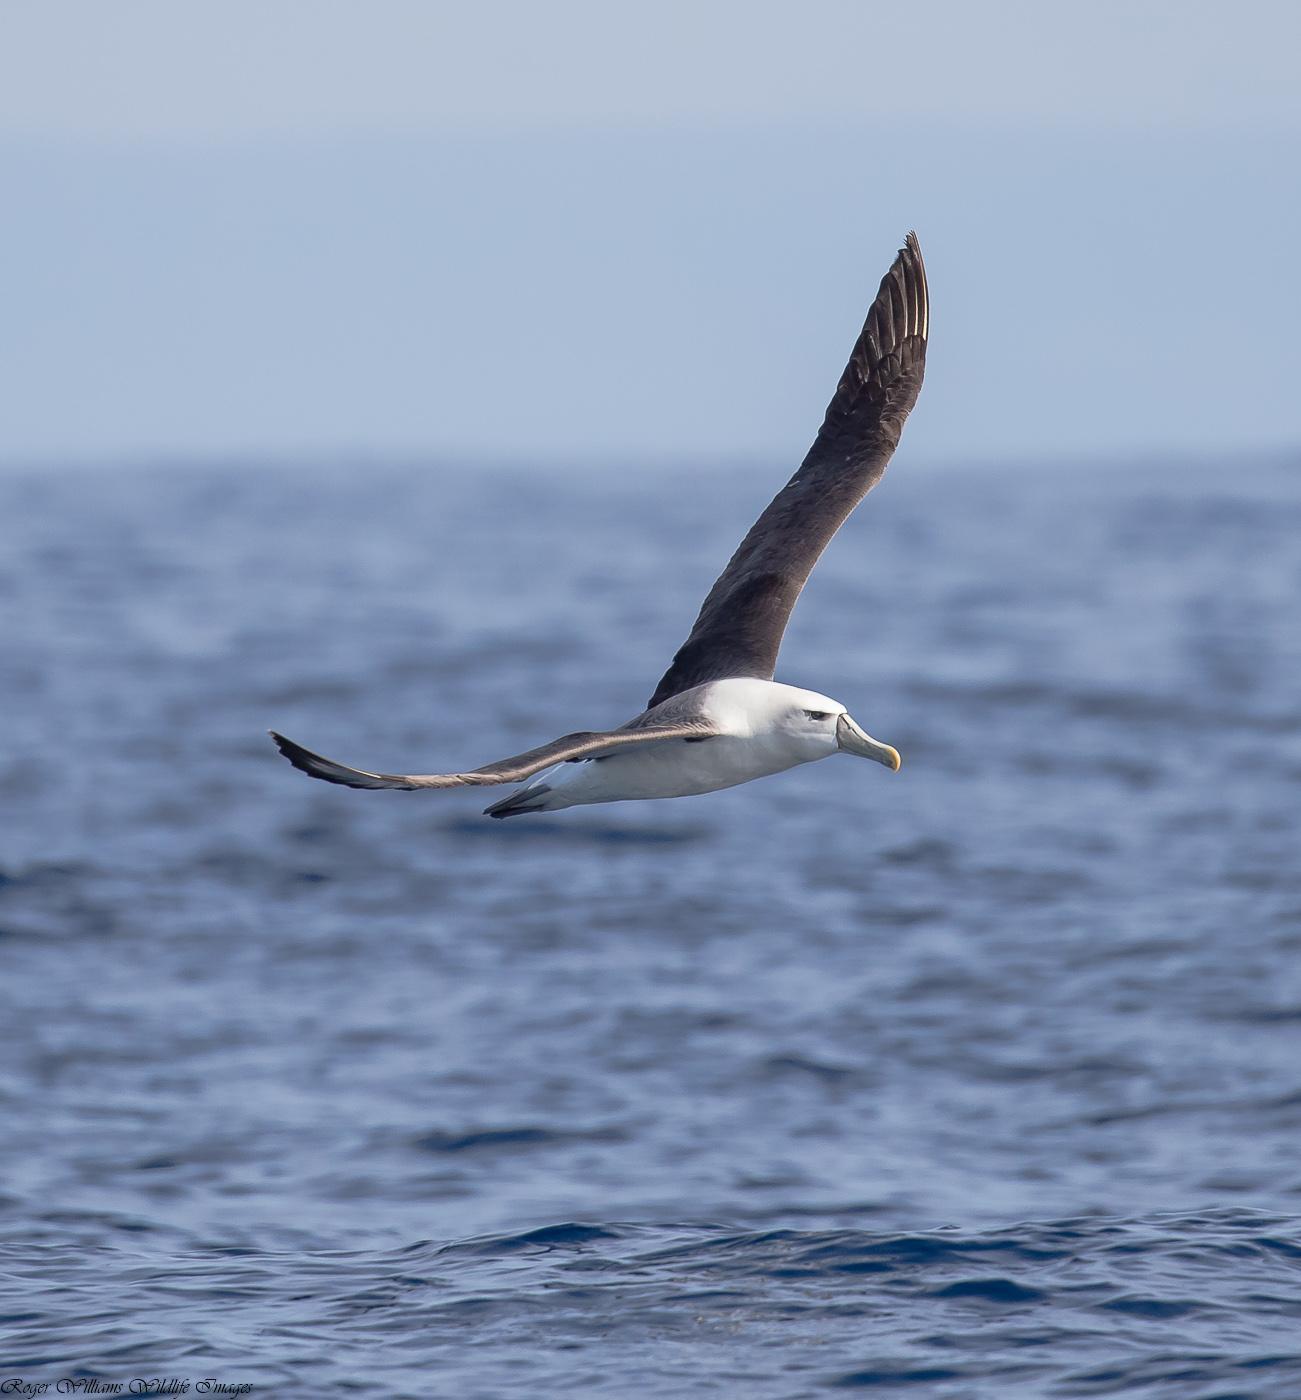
(1, 451, 1299, 1397)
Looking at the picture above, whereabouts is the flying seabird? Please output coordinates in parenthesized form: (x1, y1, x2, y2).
(271, 232, 929, 818)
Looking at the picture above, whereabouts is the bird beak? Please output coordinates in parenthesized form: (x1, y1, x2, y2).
(836, 713, 901, 771)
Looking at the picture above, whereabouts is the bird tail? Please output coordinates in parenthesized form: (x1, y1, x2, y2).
(483, 782, 557, 819)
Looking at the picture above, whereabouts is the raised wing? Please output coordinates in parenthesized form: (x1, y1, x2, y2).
(269, 719, 718, 791)
(648, 232, 928, 709)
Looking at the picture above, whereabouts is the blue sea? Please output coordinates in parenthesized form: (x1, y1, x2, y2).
(2, 451, 1299, 1397)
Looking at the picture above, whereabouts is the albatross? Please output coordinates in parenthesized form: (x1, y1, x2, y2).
(271, 232, 929, 818)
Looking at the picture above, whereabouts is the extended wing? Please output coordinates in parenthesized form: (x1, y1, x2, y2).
(648, 232, 928, 709)
(269, 719, 718, 791)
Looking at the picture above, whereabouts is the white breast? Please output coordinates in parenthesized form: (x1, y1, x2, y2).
(556, 733, 798, 805)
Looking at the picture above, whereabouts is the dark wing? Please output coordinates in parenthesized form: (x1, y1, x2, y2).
(648, 232, 928, 709)
(269, 720, 719, 791)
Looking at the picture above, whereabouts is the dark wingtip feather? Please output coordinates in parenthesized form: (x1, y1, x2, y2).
(269, 730, 313, 768)
(268, 730, 407, 789)
(822, 229, 929, 425)
(899, 231, 928, 344)
(269, 730, 338, 781)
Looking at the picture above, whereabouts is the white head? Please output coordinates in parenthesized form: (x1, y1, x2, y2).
(700, 678, 901, 770)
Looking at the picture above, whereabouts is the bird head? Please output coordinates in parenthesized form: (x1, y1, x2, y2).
(773, 685, 901, 771)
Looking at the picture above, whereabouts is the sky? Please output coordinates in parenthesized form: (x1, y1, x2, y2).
(3, 1, 1299, 467)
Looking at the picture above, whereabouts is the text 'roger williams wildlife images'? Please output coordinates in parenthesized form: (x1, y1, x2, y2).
(1, 1380, 253, 1397)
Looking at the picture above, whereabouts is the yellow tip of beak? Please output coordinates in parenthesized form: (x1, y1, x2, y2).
(886, 747, 902, 772)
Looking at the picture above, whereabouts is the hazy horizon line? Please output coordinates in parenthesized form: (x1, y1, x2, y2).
(4, 440, 1296, 480)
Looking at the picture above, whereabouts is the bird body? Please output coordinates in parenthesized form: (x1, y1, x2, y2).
(482, 680, 897, 817)
(271, 232, 929, 818)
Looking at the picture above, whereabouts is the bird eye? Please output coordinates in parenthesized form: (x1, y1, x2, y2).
(803, 710, 832, 721)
